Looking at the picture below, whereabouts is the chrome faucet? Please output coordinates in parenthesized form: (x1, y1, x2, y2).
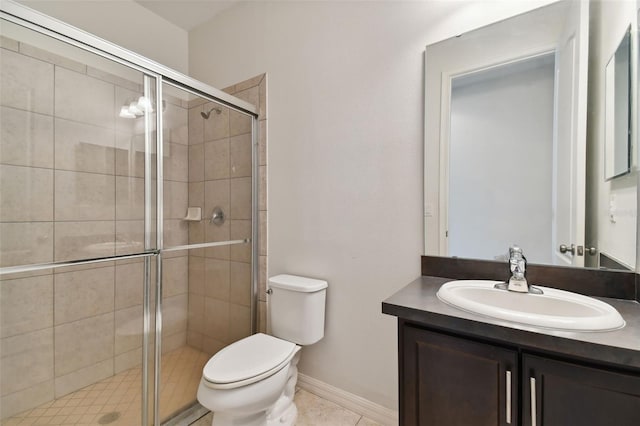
(507, 246, 528, 293)
(494, 245, 543, 294)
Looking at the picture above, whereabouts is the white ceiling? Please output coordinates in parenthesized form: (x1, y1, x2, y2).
(134, 0, 240, 31)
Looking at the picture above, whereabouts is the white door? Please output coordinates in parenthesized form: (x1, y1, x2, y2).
(552, 0, 588, 266)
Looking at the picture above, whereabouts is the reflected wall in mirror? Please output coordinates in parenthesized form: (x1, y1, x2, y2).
(605, 27, 631, 180)
(424, 0, 638, 272)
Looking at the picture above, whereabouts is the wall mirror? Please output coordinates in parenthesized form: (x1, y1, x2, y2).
(424, 0, 638, 272)
(605, 27, 632, 180)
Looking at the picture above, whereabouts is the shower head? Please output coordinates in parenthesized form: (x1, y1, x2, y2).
(201, 107, 222, 119)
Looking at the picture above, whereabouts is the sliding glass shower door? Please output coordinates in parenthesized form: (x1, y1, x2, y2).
(0, 4, 258, 425)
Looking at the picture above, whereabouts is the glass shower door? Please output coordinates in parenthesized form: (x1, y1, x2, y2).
(0, 17, 159, 425)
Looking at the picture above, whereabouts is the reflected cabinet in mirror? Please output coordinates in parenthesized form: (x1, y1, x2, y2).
(424, 0, 638, 272)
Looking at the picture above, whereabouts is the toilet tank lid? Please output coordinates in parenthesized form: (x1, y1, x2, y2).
(203, 333, 297, 384)
(268, 274, 328, 292)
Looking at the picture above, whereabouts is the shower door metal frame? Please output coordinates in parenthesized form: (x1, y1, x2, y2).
(0, 1, 260, 425)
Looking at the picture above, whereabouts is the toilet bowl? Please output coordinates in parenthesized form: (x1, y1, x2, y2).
(197, 274, 328, 426)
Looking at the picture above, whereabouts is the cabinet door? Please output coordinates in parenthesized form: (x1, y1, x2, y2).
(523, 354, 640, 426)
(401, 325, 518, 426)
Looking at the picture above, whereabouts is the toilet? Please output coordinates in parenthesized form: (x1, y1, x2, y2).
(197, 274, 328, 426)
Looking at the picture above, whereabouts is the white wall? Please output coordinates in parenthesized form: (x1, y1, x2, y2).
(587, 0, 638, 270)
(449, 57, 555, 264)
(18, 0, 189, 73)
(188, 0, 557, 411)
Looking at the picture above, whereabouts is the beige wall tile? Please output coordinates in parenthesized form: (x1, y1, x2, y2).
(164, 142, 188, 182)
(0, 222, 53, 267)
(234, 87, 259, 110)
(163, 255, 188, 297)
(205, 219, 230, 246)
(164, 180, 189, 220)
(259, 211, 267, 256)
(258, 301, 267, 333)
(54, 312, 114, 377)
(0, 106, 54, 168)
(229, 110, 251, 137)
(188, 222, 205, 255)
(188, 143, 204, 182)
(164, 219, 188, 248)
(115, 347, 142, 374)
(115, 132, 148, 178)
(1, 328, 53, 396)
(229, 261, 251, 307)
(205, 244, 230, 261)
(0, 379, 54, 420)
(188, 255, 205, 296)
(258, 255, 267, 302)
(54, 67, 114, 128)
(54, 358, 112, 399)
(163, 102, 188, 145)
(0, 274, 53, 338)
(54, 221, 114, 261)
(234, 75, 264, 92)
(189, 181, 204, 208)
(187, 330, 203, 351)
(259, 78, 267, 120)
(228, 303, 251, 343)
(115, 305, 142, 354)
(259, 165, 267, 211)
(54, 170, 115, 221)
(202, 337, 226, 356)
(188, 105, 204, 145)
(203, 298, 228, 342)
(229, 134, 252, 178)
(20, 43, 86, 74)
(204, 258, 229, 301)
(188, 294, 204, 335)
(258, 119, 266, 166)
(0, 164, 53, 222)
(204, 139, 230, 180)
(54, 265, 114, 325)
(230, 177, 252, 220)
(203, 104, 229, 141)
(0, 36, 19, 51)
(115, 220, 146, 255)
(55, 118, 115, 174)
(116, 261, 144, 309)
(115, 176, 145, 220)
(89, 67, 140, 92)
(162, 331, 186, 353)
(162, 294, 188, 337)
(230, 220, 251, 263)
(0, 49, 54, 115)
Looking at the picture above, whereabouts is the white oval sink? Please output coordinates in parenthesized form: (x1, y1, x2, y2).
(437, 280, 625, 331)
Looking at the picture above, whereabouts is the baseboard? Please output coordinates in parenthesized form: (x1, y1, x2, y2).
(297, 373, 398, 426)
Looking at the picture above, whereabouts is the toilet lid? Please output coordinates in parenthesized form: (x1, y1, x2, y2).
(203, 333, 297, 384)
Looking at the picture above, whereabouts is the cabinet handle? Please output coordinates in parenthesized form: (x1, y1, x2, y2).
(530, 377, 537, 426)
(506, 371, 512, 424)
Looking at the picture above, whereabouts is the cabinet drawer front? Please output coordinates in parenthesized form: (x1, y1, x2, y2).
(402, 326, 517, 426)
(523, 354, 640, 426)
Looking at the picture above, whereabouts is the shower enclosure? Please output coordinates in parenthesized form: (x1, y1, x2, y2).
(0, 2, 258, 425)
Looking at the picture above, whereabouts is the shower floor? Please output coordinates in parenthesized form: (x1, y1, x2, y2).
(2, 346, 210, 426)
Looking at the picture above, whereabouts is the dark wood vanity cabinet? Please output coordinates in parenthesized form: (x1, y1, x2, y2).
(400, 322, 640, 426)
(401, 324, 518, 426)
(523, 354, 640, 426)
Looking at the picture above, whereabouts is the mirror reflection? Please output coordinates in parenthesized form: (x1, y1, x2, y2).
(605, 27, 631, 180)
(424, 0, 638, 271)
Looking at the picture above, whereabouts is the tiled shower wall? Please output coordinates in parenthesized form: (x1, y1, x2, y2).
(0, 38, 189, 419)
(185, 73, 267, 354)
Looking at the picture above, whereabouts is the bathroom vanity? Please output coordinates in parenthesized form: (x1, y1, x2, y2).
(382, 257, 640, 426)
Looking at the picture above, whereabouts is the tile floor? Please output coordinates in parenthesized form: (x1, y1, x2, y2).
(189, 389, 383, 426)
(2, 346, 210, 426)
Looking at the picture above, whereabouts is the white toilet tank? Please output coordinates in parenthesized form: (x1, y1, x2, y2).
(268, 274, 328, 345)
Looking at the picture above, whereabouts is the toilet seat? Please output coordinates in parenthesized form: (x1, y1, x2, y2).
(202, 333, 298, 390)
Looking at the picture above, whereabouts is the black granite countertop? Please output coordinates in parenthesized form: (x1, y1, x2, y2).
(382, 276, 640, 372)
